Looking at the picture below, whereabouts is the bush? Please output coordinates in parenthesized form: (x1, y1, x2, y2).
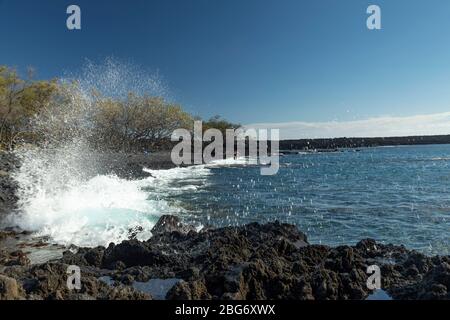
(0, 66, 57, 150)
(92, 94, 195, 151)
(203, 115, 240, 136)
(0, 65, 237, 152)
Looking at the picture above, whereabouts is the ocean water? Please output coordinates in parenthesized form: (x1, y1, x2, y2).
(175, 144, 450, 255)
(11, 144, 450, 255)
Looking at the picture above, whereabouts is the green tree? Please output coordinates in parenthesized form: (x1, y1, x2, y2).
(203, 115, 240, 135)
(93, 94, 194, 151)
(0, 66, 57, 150)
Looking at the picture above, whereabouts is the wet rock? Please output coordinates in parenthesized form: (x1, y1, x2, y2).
(0, 249, 30, 266)
(1, 215, 449, 300)
(128, 226, 144, 240)
(151, 215, 196, 235)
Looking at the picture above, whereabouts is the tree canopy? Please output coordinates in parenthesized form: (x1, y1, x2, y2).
(0, 65, 237, 152)
(0, 66, 58, 149)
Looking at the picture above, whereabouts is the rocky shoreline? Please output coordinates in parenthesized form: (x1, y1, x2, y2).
(0, 215, 449, 300)
(0, 151, 19, 220)
(1, 151, 449, 300)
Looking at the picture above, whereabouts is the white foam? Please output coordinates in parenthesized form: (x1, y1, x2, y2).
(11, 152, 250, 247)
(13, 173, 167, 247)
(8, 59, 192, 248)
(10, 149, 214, 247)
(205, 157, 253, 167)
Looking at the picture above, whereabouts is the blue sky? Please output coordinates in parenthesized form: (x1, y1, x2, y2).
(1, 0, 450, 137)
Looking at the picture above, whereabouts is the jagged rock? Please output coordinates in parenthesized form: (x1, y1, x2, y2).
(1, 215, 450, 300)
(1, 262, 151, 300)
(84, 247, 105, 267)
(0, 249, 30, 266)
(151, 215, 196, 235)
(100, 286, 151, 300)
(166, 280, 211, 300)
(0, 275, 23, 300)
(127, 226, 144, 240)
(102, 240, 175, 268)
(391, 261, 450, 300)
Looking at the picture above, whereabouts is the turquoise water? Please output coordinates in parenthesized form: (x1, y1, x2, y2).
(176, 144, 450, 255)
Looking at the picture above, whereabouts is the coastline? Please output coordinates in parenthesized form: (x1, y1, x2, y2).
(279, 134, 450, 151)
(1, 214, 449, 300)
(1, 150, 449, 300)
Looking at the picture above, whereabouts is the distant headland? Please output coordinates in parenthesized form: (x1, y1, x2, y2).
(278, 134, 450, 152)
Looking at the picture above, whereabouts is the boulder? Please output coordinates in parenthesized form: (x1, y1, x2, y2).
(0, 275, 22, 300)
(151, 215, 196, 235)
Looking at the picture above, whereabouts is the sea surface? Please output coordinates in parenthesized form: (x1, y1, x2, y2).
(174, 144, 450, 255)
(11, 144, 450, 255)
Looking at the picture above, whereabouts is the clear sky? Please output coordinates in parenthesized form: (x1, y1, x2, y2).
(1, 0, 450, 137)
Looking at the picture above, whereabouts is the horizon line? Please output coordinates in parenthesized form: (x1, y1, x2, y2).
(243, 111, 450, 140)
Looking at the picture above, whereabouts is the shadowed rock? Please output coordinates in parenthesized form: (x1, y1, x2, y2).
(1, 215, 449, 300)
